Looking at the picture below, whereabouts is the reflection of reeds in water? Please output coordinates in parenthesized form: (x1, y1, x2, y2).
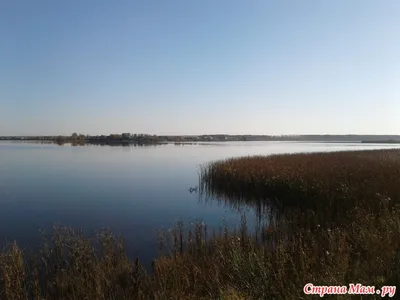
(199, 176, 274, 214)
(198, 190, 274, 229)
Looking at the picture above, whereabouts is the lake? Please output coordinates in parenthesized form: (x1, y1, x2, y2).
(1, 141, 400, 267)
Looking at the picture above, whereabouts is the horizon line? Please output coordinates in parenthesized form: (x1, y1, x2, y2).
(1, 133, 400, 137)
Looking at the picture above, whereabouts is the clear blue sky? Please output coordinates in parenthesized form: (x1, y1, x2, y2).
(1, 0, 399, 136)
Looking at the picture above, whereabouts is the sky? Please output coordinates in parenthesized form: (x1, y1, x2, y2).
(1, 0, 399, 136)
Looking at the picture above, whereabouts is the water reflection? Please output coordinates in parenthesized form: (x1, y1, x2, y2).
(199, 184, 274, 225)
(1, 141, 400, 267)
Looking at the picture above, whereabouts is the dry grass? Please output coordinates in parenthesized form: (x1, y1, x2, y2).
(1, 149, 400, 299)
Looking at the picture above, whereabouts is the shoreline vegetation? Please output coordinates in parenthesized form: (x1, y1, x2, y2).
(1, 149, 400, 299)
(1, 133, 400, 145)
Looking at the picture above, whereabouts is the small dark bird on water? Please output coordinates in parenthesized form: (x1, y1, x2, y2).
(189, 187, 198, 193)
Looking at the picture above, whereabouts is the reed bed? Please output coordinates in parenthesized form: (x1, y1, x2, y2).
(200, 149, 400, 226)
(1, 206, 400, 299)
(1, 149, 400, 299)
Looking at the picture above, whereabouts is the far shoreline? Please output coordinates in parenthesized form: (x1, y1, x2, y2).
(1, 133, 400, 145)
(1, 139, 400, 146)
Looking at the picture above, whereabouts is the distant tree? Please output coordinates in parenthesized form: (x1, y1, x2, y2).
(109, 134, 122, 140)
(71, 133, 78, 139)
(121, 133, 131, 140)
(55, 135, 66, 145)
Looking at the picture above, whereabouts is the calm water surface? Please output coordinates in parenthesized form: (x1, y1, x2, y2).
(1, 141, 399, 265)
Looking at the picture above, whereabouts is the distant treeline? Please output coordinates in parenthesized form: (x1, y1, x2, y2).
(1, 133, 400, 144)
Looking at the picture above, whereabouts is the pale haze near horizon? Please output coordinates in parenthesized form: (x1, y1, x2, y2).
(0, 1, 399, 136)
